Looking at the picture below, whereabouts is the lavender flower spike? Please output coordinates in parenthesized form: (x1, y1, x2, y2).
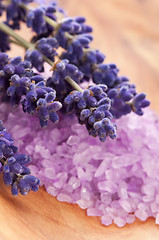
(0, 121, 40, 196)
(64, 84, 117, 142)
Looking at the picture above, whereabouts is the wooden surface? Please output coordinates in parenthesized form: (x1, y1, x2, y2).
(1, 0, 159, 239)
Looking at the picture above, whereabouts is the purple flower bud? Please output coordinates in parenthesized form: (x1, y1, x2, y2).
(45, 91, 56, 103)
(11, 182, 18, 196)
(3, 172, 13, 186)
(3, 165, 10, 173)
(49, 112, 59, 123)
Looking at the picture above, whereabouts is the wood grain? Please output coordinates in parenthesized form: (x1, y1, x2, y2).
(1, 0, 159, 239)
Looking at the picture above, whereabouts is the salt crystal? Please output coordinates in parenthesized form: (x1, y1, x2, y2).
(77, 167, 85, 179)
(77, 167, 93, 181)
(135, 209, 148, 221)
(81, 187, 91, 201)
(76, 142, 90, 152)
(76, 199, 92, 209)
(53, 172, 68, 189)
(105, 169, 113, 179)
(155, 213, 159, 224)
(119, 200, 132, 213)
(156, 193, 159, 203)
(101, 192, 112, 205)
(97, 203, 106, 214)
(94, 160, 109, 178)
(126, 214, 135, 224)
(68, 176, 81, 189)
(142, 195, 154, 202)
(112, 156, 124, 169)
(98, 181, 117, 193)
(47, 186, 59, 197)
(25, 145, 34, 155)
(50, 128, 61, 142)
(150, 202, 158, 213)
(62, 183, 73, 193)
(138, 203, 149, 211)
(44, 167, 56, 179)
(106, 207, 117, 219)
(67, 135, 80, 145)
(87, 208, 102, 216)
(16, 139, 24, 147)
(57, 193, 73, 203)
(16, 127, 30, 138)
(35, 145, 41, 153)
(142, 184, 155, 196)
(118, 187, 128, 199)
(101, 215, 112, 226)
(114, 217, 126, 227)
(28, 165, 39, 176)
(130, 136, 143, 152)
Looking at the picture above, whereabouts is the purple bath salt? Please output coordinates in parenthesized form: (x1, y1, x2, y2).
(1, 102, 159, 227)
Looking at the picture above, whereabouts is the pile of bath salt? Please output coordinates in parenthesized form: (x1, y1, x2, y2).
(1, 103, 159, 227)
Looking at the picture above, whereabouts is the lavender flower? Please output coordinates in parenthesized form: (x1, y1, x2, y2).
(0, 52, 62, 127)
(64, 85, 117, 142)
(26, 2, 61, 36)
(27, 7, 47, 34)
(92, 63, 119, 87)
(0, 28, 10, 52)
(47, 59, 84, 100)
(36, 37, 58, 61)
(25, 49, 44, 72)
(6, 0, 32, 30)
(0, 120, 40, 196)
(107, 77, 150, 118)
(22, 83, 62, 127)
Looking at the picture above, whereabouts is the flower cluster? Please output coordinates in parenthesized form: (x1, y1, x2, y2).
(0, 121, 40, 195)
(6, 0, 32, 29)
(25, 37, 58, 72)
(0, 52, 62, 127)
(107, 77, 150, 118)
(22, 86, 62, 127)
(26, 2, 61, 35)
(64, 85, 117, 141)
(47, 59, 84, 100)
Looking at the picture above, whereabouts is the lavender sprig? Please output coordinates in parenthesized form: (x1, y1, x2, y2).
(0, 121, 40, 196)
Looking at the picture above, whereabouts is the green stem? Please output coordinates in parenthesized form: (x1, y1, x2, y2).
(0, 22, 54, 67)
(9, 38, 26, 48)
(0, 22, 83, 92)
(65, 76, 83, 92)
(44, 15, 58, 29)
(0, 22, 32, 49)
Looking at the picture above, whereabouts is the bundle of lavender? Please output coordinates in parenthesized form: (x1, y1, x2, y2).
(1, 0, 158, 227)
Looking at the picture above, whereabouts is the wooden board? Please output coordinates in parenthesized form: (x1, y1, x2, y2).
(1, 0, 159, 239)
